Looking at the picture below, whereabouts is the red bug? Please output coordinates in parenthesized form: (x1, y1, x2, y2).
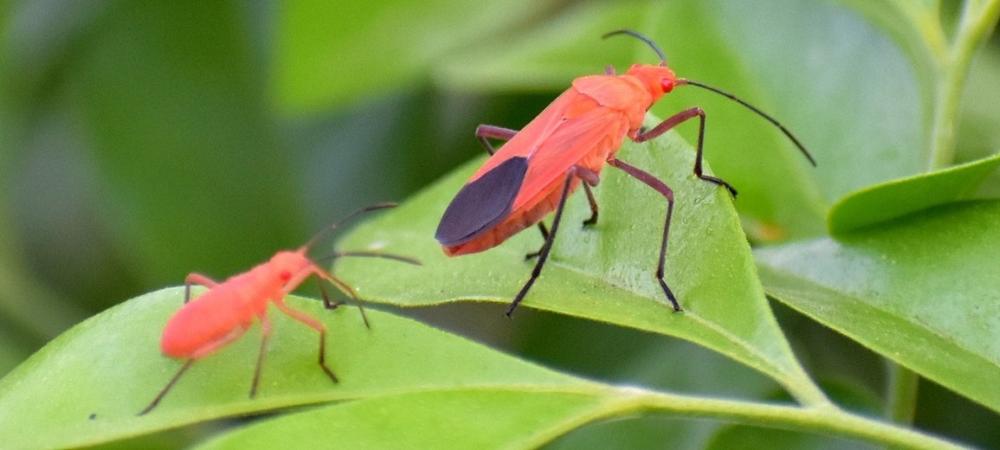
(435, 30, 815, 316)
(139, 203, 419, 415)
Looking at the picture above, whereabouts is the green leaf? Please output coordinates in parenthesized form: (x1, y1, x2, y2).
(828, 152, 1000, 233)
(756, 200, 1000, 413)
(436, 0, 927, 241)
(273, 0, 553, 115)
(0, 288, 583, 449)
(193, 384, 959, 450)
(336, 129, 826, 405)
(0, 288, 957, 450)
(194, 389, 612, 450)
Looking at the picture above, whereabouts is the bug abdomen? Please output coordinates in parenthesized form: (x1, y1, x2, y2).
(444, 174, 579, 256)
(443, 174, 577, 256)
(444, 130, 620, 256)
(160, 286, 259, 359)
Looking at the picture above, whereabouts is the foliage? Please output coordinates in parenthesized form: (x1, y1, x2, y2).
(0, 0, 998, 448)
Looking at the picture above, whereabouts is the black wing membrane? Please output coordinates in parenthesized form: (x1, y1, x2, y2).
(435, 157, 528, 246)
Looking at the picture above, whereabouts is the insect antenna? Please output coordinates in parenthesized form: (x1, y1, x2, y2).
(679, 79, 817, 166)
(302, 202, 398, 251)
(317, 250, 421, 266)
(602, 29, 667, 65)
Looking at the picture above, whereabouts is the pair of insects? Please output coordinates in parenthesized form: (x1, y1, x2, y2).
(140, 29, 813, 415)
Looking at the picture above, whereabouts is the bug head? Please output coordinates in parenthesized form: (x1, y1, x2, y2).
(602, 29, 676, 101)
(603, 29, 817, 166)
(285, 202, 401, 284)
(626, 64, 677, 102)
(270, 250, 315, 284)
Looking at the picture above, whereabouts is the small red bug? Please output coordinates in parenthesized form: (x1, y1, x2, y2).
(139, 203, 419, 415)
(435, 30, 815, 316)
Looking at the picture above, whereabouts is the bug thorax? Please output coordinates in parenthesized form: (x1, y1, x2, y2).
(624, 64, 677, 103)
(268, 250, 314, 285)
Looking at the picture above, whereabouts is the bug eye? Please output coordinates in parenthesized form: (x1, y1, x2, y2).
(660, 78, 675, 93)
(279, 271, 292, 281)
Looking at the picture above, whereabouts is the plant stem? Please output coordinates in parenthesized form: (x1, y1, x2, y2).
(880, 0, 997, 431)
(928, 0, 1000, 169)
(885, 363, 920, 423)
(579, 386, 964, 450)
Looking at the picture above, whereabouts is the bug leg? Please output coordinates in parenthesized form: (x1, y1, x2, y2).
(310, 269, 370, 329)
(249, 315, 272, 398)
(475, 124, 518, 156)
(138, 360, 195, 415)
(605, 64, 616, 75)
(528, 185, 598, 265)
(183, 273, 218, 303)
(318, 250, 420, 319)
(527, 183, 599, 261)
(139, 327, 247, 415)
(316, 278, 341, 310)
(524, 222, 553, 260)
(508, 166, 600, 317)
(608, 158, 682, 311)
(633, 107, 737, 197)
(582, 183, 599, 227)
(477, 124, 552, 255)
(535, 222, 549, 240)
(273, 300, 339, 383)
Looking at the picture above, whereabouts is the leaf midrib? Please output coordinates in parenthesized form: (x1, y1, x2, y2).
(347, 223, 801, 394)
(427, 229, 805, 397)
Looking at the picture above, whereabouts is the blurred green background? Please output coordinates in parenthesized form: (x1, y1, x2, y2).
(1, 0, 998, 448)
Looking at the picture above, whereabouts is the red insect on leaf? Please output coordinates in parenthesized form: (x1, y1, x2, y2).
(435, 29, 816, 317)
(139, 204, 420, 415)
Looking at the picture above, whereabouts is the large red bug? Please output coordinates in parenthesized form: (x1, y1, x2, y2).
(435, 30, 815, 316)
(139, 203, 419, 415)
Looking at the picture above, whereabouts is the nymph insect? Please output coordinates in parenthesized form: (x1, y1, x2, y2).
(140, 204, 418, 414)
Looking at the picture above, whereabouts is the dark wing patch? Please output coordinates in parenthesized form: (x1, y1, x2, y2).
(435, 157, 528, 246)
